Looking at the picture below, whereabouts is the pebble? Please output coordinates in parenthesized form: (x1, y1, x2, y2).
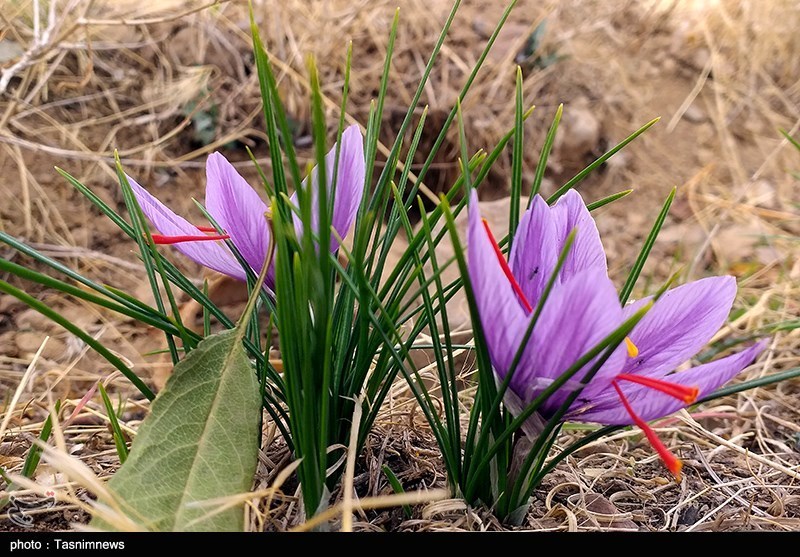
(0, 294, 23, 314)
(745, 180, 776, 209)
(657, 222, 706, 247)
(57, 304, 96, 329)
(34, 469, 68, 487)
(69, 226, 91, 247)
(15, 308, 52, 330)
(682, 103, 707, 123)
(0, 39, 23, 64)
(14, 332, 67, 360)
(690, 48, 711, 71)
(557, 97, 601, 157)
(713, 224, 768, 267)
(661, 57, 677, 74)
(0, 331, 18, 357)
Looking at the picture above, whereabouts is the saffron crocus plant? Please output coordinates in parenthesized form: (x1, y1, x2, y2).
(126, 124, 365, 291)
(1, 1, 552, 523)
(468, 188, 767, 479)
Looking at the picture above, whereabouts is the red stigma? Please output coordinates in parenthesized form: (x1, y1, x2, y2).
(616, 374, 699, 404)
(612, 380, 683, 482)
(196, 225, 220, 232)
(481, 219, 533, 313)
(151, 233, 230, 245)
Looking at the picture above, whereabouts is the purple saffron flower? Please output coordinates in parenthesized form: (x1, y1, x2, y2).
(467, 189, 766, 478)
(126, 125, 365, 290)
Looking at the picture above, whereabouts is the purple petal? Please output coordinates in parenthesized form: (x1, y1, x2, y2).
(204, 153, 277, 290)
(516, 267, 626, 415)
(205, 152, 272, 279)
(290, 125, 365, 247)
(570, 340, 767, 424)
(621, 276, 737, 379)
(126, 174, 245, 281)
(550, 189, 607, 279)
(330, 125, 365, 241)
(467, 190, 530, 378)
(508, 195, 558, 308)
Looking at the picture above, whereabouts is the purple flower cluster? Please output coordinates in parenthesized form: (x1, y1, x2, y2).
(127, 125, 365, 290)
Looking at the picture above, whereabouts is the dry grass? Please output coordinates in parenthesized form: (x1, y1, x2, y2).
(0, 0, 798, 531)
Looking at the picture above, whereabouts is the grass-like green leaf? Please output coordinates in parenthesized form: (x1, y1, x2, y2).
(530, 104, 562, 201)
(586, 189, 633, 211)
(98, 383, 129, 464)
(114, 154, 190, 363)
(780, 128, 800, 152)
(21, 401, 61, 479)
(382, 465, 412, 518)
(618, 187, 675, 305)
(509, 66, 524, 245)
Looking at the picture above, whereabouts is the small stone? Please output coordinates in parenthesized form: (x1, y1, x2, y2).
(657, 222, 706, 249)
(472, 17, 491, 39)
(584, 493, 638, 528)
(668, 194, 694, 221)
(538, 177, 556, 197)
(713, 224, 766, 268)
(690, 48, 711, 71)
(697, 147, 715, 162)
(70, 227, 91, 247)
(485, 22, 531, 63)
(678, 505, 702, 526)
(207, 276, 248, 307)
(682, 103, 707, 123)
(57, 304, 96, 329)
(696, 122, 715, 143)
(0, 294, 23, 314)
(15, 308, 51, 330)
(745, 180, 776, 209)
(14, 332, 67, 360)
(34, 469, 68, 488)
(556, 97, 601, 159)
(0, 455, 22, 469)
(661, 57, 677, 74)
(0, 39, 23, 64)
(643, 61, 660, 79)
(15, 331, 45, 353)
(790, 259, 800, 281)
(755, 246, 782, 266)
(626, 210, 648, 230)
(604, 149, 630, 171)
(0, 331, 18, 357)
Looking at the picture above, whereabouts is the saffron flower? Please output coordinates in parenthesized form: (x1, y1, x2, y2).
(467, 189, 766, 479)
(127, 125, 365, 289)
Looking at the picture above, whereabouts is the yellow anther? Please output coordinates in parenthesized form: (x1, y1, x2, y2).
(624, 336, 639, 358)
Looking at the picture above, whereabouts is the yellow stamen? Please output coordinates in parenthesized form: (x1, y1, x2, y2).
(625, 336, 639, 358)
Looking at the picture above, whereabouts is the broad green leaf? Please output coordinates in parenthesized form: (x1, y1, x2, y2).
(92, 329, 261, 531)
